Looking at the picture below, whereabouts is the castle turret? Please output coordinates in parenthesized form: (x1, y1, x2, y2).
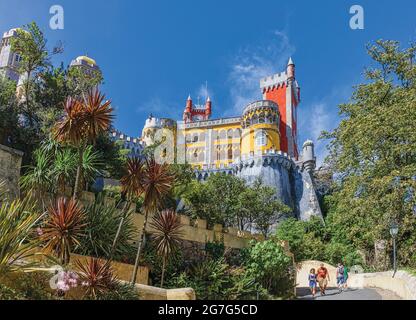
(205, 96, 212, 118)
(0, 28, 21, 82)
(240, 100, 280, 158)
(302, 140, 316, 173)
(260, 57, 300, 159)
(287, 57, 295, 80)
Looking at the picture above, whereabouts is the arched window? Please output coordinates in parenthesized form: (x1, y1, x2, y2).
(255, 130, 267, 147)
(227, 146, 233, 160)
(227, 129, 233, 139)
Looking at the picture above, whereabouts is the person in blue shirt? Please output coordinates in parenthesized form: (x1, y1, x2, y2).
(308, 268, 317, 297)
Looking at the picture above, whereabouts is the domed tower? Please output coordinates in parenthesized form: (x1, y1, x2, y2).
(240, 100, 281, 158)
(236, 100, 295, 210)
(0, 28, 21, 82)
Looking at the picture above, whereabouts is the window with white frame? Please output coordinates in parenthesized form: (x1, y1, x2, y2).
(255, 130, 267, 147)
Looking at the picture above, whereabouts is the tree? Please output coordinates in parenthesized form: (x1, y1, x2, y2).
(239, 178, 290, 237)
(245, 239, 294, 297)
(322, 40, 416, 267)
(121, 157, 175, 284)
(184, 173, 246, 227)
(10, 22, 55, 127)
(149, 209, 183, 287)
(54, 90, 114, 198)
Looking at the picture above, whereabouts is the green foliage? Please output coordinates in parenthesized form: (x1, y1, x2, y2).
(7, 272, 57, 300)
(245, 240, 294, 297)
(238, 178, 291, 237)
(205, 240, 225, 261)
(0, 283, 26, 300)
(0, 196, 42, 277)
(321, 40, 416, 268)
(184, 174, 289, 233)
(75, 202, 137, 262)
(96, 282, 138, 300)
(21, 142, 103, 196)
(168, 258, 264, 300)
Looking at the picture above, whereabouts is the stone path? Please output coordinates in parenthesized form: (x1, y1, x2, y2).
(296, 287, 402, 300)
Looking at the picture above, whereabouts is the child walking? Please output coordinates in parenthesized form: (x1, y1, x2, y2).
(308, 268, 317, 297)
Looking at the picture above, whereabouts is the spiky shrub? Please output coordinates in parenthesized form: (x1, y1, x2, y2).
(75, 257, 116, 299)
(74, 202, 137, 262)
(40, 197, 86, 265)
(122, 156, 175, 284)
(150, 209, 183, 287)
(0, 197, 42, 277)
(54, 91, 114, 198)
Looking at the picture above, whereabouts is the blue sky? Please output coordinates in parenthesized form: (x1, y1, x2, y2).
(1, 0, 416, 164)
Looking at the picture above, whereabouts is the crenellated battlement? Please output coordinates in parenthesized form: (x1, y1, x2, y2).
(74, 191, 263, 249)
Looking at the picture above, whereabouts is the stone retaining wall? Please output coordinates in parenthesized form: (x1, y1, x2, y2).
(78, 191, 264, 249)
(349, 270, 416, 300)
(0, 144, 23, 199)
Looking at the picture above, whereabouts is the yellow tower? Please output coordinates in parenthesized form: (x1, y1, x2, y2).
(240, 100, 280, 158)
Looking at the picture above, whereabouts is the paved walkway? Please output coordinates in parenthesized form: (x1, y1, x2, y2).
(296, 287, 401, 300)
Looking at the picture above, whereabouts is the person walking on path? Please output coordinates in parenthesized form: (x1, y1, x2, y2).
(343, 264, 349, 290)
(336, 263, 345, 292)
(316, 263, 330, 295)
(308, 268, 317, 297)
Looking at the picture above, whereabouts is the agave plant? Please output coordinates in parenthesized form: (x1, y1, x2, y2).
(40, 197, 87, 265)
(0, 196, 43, 278)
(54, 90, 113, 199)
(149, 209, 183, 287)
(74, 201, 137, 261)
(122, 156, 175, 284)
(75, 257, 116, 299)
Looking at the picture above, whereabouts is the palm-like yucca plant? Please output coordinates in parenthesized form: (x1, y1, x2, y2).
(20, 149, 52, 199)
(121, 156, 175, 284)
(149, 209, 183, 287)
(80, 145, 103, 189)
(75, 257, 116, 299)
(40, 197, 87, 265)
(52, 148, 77, 195)
(54, 90, 113, 199)
(0, 197, 42, 277)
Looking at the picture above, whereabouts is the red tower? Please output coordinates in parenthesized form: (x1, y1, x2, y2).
(183, 95, 212, 123)
(260, 57, 300, 159)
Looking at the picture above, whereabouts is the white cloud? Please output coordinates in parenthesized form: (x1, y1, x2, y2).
(226, 30, 296, 115)
(299, 85, 352, 167)
(196, 82, 212, 103)
(136, 97, 182, 120)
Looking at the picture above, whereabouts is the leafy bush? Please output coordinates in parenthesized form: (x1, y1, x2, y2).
(324, 242, 363, 267)
(275, 217, 326, 262)
(74, 202, 137, 262)
(96, 282, 139, 300)
(0, 272, 58, 300)
(0, 283, 25, 300)
(245, 240, 294, 298)
(168, 258, 264, 300)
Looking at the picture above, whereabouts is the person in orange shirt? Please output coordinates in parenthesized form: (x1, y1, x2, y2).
(316, 263, 330, 295)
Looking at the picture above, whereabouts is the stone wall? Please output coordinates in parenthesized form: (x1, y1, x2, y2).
(349, 271, 416, 300)
(79, 191, 264, 249)
(0, 144, 23, 199)
(70, 253, 149, 285)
